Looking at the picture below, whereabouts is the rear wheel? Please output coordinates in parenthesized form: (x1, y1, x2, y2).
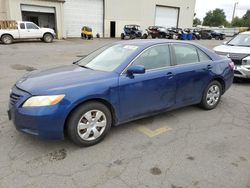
(121, 33, 125, 40)
(1, 34, 13, 44)
(215, 36, 220, 40)
(200, 81, 222, 110)
(142, 33, 148, 39)
(67, 102, 112, 147)
(43, 33, 53, 43)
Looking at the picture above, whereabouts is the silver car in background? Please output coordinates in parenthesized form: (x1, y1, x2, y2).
(213, 31, 250, 79)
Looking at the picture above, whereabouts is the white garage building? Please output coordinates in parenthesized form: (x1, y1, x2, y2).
(0, 0, 196, 39)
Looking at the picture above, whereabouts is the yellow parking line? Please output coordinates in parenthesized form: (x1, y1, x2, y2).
(137, 126, 172, 138)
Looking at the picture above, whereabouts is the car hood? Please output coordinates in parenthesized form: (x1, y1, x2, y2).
(15, 65, 114, 95)
(41, 27, 55, 34)
(214, 45, 250, 54)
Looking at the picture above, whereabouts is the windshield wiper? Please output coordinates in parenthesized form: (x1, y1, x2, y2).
(77, 64, 93, 70)
(227, 44, 234, 46)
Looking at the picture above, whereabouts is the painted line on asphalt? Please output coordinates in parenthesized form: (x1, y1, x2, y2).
(137, 126, 172, 138)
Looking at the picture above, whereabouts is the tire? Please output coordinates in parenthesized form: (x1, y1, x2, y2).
(121, 33, 125, 40)
(67, 102, 112, 147)
(200, 81, 222, 110)
(215, 36, 220, 40)
(1, 34, 13, 44)
(43, 33, 53, 43)
(142, 33, 148, 39)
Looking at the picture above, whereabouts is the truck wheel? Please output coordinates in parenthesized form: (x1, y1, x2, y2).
(67, 101, 112, 147)
(215, 36, 220, 40)
(43, 33, 53, 43)
(1, 35, 13, 44)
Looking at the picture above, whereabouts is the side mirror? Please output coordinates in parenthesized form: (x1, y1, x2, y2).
(127, 65, 145, 75)
(223, 41, 227, 45)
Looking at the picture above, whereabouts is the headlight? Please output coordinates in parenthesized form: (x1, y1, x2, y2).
(242, 56, 250, 65)
(23, 95, 65, 107)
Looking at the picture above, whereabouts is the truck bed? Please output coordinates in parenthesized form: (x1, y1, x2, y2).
(0, 20, 17, 30)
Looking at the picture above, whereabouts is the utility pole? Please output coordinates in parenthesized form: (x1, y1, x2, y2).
(232, 2, 238, 21)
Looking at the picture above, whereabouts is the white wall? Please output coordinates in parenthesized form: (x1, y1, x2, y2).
(104, 0, 196, 37)
(0, 0, 8, 19)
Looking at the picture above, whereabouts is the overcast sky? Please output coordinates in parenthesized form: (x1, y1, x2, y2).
(195, 0, 250, 21)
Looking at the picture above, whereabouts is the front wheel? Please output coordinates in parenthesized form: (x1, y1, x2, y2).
(67, 102, 112, 147)
(200, 81, 222, 110)
(43, 33, 53, 43)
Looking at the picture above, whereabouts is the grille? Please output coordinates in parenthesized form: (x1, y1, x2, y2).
(232, 59, 242, 65)
(234, 70, 242, 75)
(10, 92, 22, 106)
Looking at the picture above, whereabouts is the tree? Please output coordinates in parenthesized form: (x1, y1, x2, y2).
(231, 16, 244, 27)
(230, 9, 250, 27)
(242, 9, 250, 26)
(193, 18, 202, 26)
(203, 9, 227, 26)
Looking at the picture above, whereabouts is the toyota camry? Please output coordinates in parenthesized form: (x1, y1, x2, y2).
(8, 40, 234, 146)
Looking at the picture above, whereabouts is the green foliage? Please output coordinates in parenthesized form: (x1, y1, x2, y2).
(242, 10, 250, 26)
(193, 18, 202, 26)
(231, 10, 250, 27)
(203, 9, 227, 26)
(231, 16, 244, 27)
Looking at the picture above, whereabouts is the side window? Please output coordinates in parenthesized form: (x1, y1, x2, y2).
(26, 23, 39, 29)
(173, 44, 199, 65)
(132, 45, 171, 70)
(20, 23, 25, 29)
(197, 49, 211, 62)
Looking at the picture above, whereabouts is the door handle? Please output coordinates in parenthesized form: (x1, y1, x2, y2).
(166, 72, 174, 77)
(207, 64, 212, 69)
(203, 64, 212, 70)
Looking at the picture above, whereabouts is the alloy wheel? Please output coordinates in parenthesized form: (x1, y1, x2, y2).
(206, 85, 220, 106)
(77, 110, 107, 141)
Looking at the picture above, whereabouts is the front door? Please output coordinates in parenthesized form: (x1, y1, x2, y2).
(23, 22, 43, 38)
(118, 44, 176, 122)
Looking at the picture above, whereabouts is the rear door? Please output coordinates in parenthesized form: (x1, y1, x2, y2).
(171, 43, 213, 106)
(118, 44, 176, 121)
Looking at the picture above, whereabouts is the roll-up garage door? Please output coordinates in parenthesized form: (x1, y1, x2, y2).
(21, 4, 56, 32)
(64, 0, 104, 37)
(155, 6, 179, 28)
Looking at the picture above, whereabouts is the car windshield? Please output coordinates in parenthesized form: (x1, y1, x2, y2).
(77, 44, 139, 72)
(227, 33, 250, 47)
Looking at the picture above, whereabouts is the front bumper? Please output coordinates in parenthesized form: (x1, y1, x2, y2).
(8, 86, 66, 140)
(234, 65, 250, 78)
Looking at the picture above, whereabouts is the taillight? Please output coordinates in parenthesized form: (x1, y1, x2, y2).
(229, 61, 234, 70)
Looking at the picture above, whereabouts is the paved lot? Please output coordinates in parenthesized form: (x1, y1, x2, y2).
(0, 38, 250, 188)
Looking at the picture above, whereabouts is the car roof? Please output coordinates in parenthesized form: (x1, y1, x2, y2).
(113, 39, 220, 61)
(125, 25, 140, 27)
(114, 39, 197, 47)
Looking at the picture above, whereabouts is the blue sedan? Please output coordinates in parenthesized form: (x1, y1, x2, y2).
(8, 40, 234, 146)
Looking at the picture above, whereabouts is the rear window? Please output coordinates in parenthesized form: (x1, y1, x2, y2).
(20, 23, 25, 29)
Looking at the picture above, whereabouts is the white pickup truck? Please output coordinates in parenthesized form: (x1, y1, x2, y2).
(0, 21, 56, 44)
